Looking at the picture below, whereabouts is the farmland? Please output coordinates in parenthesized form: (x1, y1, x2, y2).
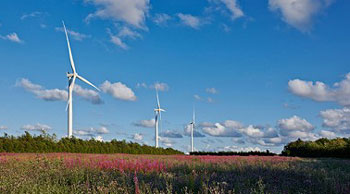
(0, 153, 349, 193)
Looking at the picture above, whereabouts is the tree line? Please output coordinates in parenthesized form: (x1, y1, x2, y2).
(190, 150, 277, 156)
(282, 137, 350, 158)
(0, 132, 183, 155)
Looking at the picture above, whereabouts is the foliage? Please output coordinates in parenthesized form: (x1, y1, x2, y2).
(0, 153, 350, 193)
(282, 138, 350, 158)
(0, 132, 182, 155)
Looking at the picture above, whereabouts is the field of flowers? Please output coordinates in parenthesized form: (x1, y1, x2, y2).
(0, 153, 349, 193)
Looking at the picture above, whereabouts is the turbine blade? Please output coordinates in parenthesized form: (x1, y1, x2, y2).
(193, 106, 195, 123)
(62, 21, 76, 74)
(77, 74, 100, 91)
(156, 89, 160, 108)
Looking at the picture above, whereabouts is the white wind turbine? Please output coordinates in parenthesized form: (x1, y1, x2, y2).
(63, 21, 100, 138)
(189, 107, 195, 152)
(154, 89, 165, 148)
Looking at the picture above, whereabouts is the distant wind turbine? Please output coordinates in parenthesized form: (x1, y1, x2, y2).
(154, 89, 165, 148)
(190, 107, 195, 152)
(62, 21, 100, 138)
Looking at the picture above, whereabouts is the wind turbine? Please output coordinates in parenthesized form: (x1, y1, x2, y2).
(154, 89, 165, 148)
(189, 107, 195, 152)
(62, 21, 100, 138)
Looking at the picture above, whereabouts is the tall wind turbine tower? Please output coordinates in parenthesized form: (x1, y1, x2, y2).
(190, 107, 195, 152)
(63, 21, 100, 138)
(154, 89, 165, 148)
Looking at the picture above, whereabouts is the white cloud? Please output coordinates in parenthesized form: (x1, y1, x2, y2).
(202, 122, 242, 137)
(133, 119, 155, 128)
(289, 73, 350, 107)
(100, 80, 136, 101)
(0, 126, 8, 130)
(194, 94, 202, 101)
(94, 135, 104, 142)
(17, 78, 103, 104)
(17, 78, 68, 101)
(277, 115, 318, 140)
(320, 107, 350, 133)
(21, 123, 52, 132)
(153, 13, 171, 26)
(208, 0, 244, 20)
(194, 94, 215, 103)
(206, 88, 218, 94)
(184, 124, 206, 137)
(160, 130, 183, 138)
(136, 82, 148, 88)
(55, 27, 91, 41)
(21, 11, 42, 20)
(159, 137, 174, 147)
(85, 0, 150, 29)
(150, 82, 169, 91)
(278, 115, 314, 132)
(110, 34, 128, 49)
(117, 26, 142, 39)
(319, 130, 337, 138)
(133, 133, 143, 141)
(74, 85, 103, 104)
(219, 145, 261, 152)
(177, 13, 201, 29)
(74, 126, 110, 137)
(269, 0, 335, 32)
(0, 33, 23, 43)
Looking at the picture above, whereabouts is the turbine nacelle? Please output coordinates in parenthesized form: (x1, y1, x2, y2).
(154, 108, 165, 112)
(66, 72, 74, 78)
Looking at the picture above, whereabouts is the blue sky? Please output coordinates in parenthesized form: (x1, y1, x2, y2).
(0, 0, 350, 153)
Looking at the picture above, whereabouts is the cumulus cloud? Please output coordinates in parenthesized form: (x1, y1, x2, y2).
(17, 78, 103, 104)
(74, 85, 103, 104)
(177, 13, 201, 29)
(74, 126, 110, 137)
(269, 0, 335, 32)
(153, 13, 171, 26)
(21, 123, 52, 132)
(278, 115, 314, 132)
(209, 0, 244, 20)
(202, 121, 242, 137)
(133, 119, 155, 128)
(0, 33, 23, 43)
(160, 130, 183, 138)
(277, 115, 317, 140)
(218, 146, 261, 152)
(17, 78, 68, 101)
(132, 133, 143, 141)
(100, 80, 136, 101)
(159, 137, 174, 147)
(319, 130, 337, 139)
(55, 27, 91, 41)
(85, 0, 150, 29)
(0, 126, 8, 130)
(320, 107, 350, 133)
(184, 124, 206, 137)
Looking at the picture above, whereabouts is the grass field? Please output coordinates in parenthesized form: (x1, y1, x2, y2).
(0, 153, 349, 193)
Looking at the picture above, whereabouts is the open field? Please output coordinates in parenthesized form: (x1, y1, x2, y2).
(0, 153, 350, 193)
